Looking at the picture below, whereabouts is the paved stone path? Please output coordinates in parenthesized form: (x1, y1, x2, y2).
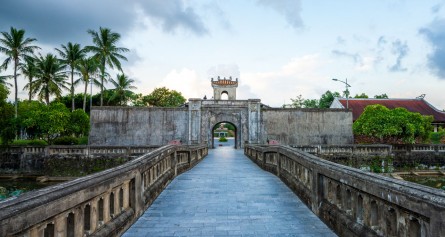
(123, 147, 336, 237)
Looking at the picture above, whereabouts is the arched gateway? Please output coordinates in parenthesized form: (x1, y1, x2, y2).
(89, 77, 353, 148)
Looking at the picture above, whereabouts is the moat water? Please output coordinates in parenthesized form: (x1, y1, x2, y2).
(401, 175, 445, 190)
(0, 178, 59, 200)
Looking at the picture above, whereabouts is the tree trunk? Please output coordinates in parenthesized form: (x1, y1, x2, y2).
(28, 77, 32, 101)
(83, 80, 88, 111)
(71, 68, 75, 111)
(14, 59, 18, 118)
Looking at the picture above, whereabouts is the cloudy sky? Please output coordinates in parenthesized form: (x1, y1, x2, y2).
(1, 0, 445, 109)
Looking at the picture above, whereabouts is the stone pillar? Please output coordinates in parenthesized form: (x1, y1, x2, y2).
(248, 99, 261, 144)
(29, 226, 44, 237)
(103, 192, 110, 223)
(74, 207, 84, 237)
(114, 189, 120, 216)
(90, 200, 98, 232)
(54, 215, 66, 237)
(188, 99, 202, 145)
(123, 181, 130, 209)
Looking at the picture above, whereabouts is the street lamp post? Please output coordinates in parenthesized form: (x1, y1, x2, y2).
(332, 78, 351, 109)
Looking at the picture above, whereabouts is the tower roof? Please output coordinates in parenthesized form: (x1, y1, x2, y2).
(211, 77, 238, 86)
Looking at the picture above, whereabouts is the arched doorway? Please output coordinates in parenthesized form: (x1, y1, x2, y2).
(220, 91, 229, 100)
(212, 122, 237, 149)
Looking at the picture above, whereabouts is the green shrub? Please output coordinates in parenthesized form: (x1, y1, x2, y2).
(12, 139, 48, 146)
(429, 130, 445, 144)
(52, 136, 79, 145)
(78, 136, 89, 145)
(219, 137, 228, 142)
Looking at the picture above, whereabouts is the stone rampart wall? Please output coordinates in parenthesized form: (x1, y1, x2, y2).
(245, 144, 445, 237)
(261, 109, 353, 145)
(89, 107, 189, 146)
(0, 144, 208, 237)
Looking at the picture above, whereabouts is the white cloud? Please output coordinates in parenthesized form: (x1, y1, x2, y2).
(241, 55, 327, 106)
(157, 68, 210, 99)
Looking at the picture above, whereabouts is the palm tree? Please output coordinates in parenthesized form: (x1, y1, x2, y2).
(27, 53, 68, 105)
(0, 27, 40, 117)
(85, 27, 129, 106)
(56, 42, 86, 111)
(109, 73, 136, 106)
(0, 67, 12, 87)
(21, 56, 37, 101)
(75, 57, 99, 111)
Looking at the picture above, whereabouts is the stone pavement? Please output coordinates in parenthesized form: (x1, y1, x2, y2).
(123, 146, 336, 237)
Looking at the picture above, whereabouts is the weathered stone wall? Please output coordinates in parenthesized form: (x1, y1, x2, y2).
(88, 101, 353, 147)
(89, 107, 189, 146)
(261, 108, 353, 145)
(0, 146, 159, 175)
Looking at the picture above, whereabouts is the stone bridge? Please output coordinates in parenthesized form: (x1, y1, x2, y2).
(1, 144, 444, 237)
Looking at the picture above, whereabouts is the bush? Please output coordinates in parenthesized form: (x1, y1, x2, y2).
(430, 130, 445, 144)
(78, 136, 89, 145)
(219, 137, 228, 142)
(11, 139, 48, 146)
(52, 136, 79, 145)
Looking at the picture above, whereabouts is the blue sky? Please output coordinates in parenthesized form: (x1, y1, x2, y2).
(1, 0, 445, 109)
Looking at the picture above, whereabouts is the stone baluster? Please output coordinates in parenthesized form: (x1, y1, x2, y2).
(74, 207, 84, 237)
(54, 215, 66, 237)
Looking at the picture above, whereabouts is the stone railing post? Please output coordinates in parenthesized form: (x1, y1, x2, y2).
(123, 181, 130, 210)
(74, 207, 84, 237)
(54, 215, 67, 237)
(276, 152, 281, 177)
(90, 199, 98, 232)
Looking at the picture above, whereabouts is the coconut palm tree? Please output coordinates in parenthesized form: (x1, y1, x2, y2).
(0, 67, 12, 87)
(75, 57, 100, 111)
(109, 73, 136, 106)
(85, 27, 129, 106)
(56, 42, 86, 111)
(21, 56, 37, 101)
(0, 27, 40, 117)
(27, 53, 68, 105)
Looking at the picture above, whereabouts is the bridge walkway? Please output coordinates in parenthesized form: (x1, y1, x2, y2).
(123, 146, 336, 236)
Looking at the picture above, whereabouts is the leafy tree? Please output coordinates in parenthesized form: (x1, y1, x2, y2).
(0, 84, 15, 144)
(0, 67, 12, 87)
(28, 53, 68, 105)
(67, 109, 90, 137)
(108, 74, 136, 106)
(319, 90, 341, 108)
(52, 93, 91, 112)
(17, 100, 46, 139)
(289, 94, 305, 108)
(21, 56, 37, 101)
(353, 104, 433, 144)
(144, 87, 186, 107)
(354, 93, 369, 98)
(75, 57, 99, 111)
(0, 27, 40, 117)
(85, 27, 129, 106)
(374, 93, 389, 99)
(56, 42, 86, 111)
(302, 99, 319, 108)
(21, 102, 71, 142)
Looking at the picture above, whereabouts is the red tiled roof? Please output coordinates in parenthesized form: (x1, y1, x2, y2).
(211, 79, 238, 86)
(338, 98, 445, 122)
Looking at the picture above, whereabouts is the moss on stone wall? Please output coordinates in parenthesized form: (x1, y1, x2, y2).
(43, 155, 130, 176)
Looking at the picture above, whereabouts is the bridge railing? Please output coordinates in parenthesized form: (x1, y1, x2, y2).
(245, 144, 445, 237)
(0, 145, 161, 157)
(291, 144, 392, 156)
(0, 144, 208, 237)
